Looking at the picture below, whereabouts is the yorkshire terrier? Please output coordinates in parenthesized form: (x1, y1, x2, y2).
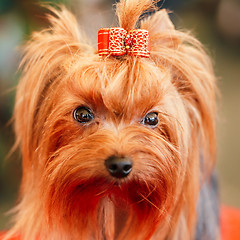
(5, 0, 219, 239)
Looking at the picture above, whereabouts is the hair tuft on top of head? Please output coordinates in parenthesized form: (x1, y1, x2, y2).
(116, 0, 156, 30)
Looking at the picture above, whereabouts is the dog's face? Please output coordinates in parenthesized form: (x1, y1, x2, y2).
(25, 55, 188, 236)
(12, 2, 216, 239)
(38, 57, 189, 233)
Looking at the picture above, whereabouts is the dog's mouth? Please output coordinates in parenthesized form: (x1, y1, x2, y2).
(72, 175, 165, 208)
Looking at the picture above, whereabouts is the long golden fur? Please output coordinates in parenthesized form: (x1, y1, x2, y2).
(5, 0, 217, 239)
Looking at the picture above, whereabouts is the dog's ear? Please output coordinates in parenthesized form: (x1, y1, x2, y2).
(21, 6, 94, 72)
(140, 10, 180, 49)
(45, 6, 90, 47)
(141, 10, 174, 33)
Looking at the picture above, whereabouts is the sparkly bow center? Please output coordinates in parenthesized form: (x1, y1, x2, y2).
(124, 34, 133, 49)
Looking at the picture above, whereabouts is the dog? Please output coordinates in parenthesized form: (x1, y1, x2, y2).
(5, 0, 219, 239)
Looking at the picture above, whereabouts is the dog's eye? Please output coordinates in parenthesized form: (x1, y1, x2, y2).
(73, 107, 94, 124)
(142, 112, 158, 127)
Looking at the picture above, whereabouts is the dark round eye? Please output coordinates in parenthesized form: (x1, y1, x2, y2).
(142, 112, 158, 127)
(73, 106, 94, 124)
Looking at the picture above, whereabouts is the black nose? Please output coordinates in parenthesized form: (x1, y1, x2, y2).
(105, 156, 133, 178)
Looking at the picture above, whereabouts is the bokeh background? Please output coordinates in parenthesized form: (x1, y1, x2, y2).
(0, 0, 240, 230)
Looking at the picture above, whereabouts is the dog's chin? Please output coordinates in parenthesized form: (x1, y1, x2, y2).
(47, 174, 169, 221)
(47, 172, 168, 217)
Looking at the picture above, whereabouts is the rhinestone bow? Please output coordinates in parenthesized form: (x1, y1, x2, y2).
(98, 27, 150, 58)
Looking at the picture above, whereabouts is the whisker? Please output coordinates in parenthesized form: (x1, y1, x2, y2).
(95, 188, 108, 197)
(138, 193, 162, 213)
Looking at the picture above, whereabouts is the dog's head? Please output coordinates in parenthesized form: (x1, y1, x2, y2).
(12, 0, 216, 239)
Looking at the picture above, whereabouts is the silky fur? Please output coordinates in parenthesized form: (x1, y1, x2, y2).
(6, 0, 217, 239)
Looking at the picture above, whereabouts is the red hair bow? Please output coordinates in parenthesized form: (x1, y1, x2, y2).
(98, 28, 150, 58)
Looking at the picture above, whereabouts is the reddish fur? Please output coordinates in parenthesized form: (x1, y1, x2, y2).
(5, 0, 217, 239)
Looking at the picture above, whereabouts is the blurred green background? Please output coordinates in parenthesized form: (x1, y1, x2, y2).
(0, 0, 240, 231)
